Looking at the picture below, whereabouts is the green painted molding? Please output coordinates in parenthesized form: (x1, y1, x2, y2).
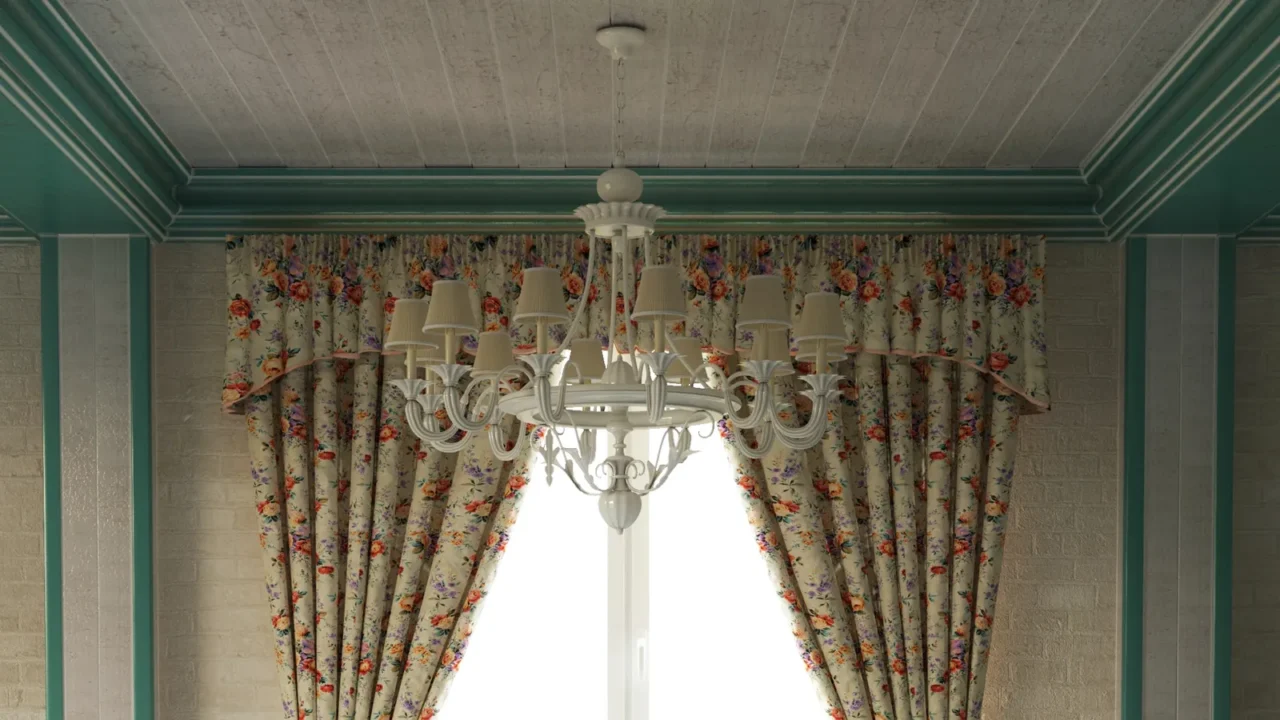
(1122, 236, 1146, 720)
(129, 237, 154, 720)
(169, 166, 1107, 240)
(1213, 238, 1235, 720)
(1087, 0, 1280, 238)
(39, 236, 63, 720)
(1239, 209, 1280, 242)
(0, 211, 35, 241)
(0, 1, 184, 238)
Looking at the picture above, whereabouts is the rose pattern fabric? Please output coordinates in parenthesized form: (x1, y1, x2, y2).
(246, 354, 531, 720)
(225, 233, 1048, 720)
(223, 234, 1049, 414)
(724, 355, 1021, 720)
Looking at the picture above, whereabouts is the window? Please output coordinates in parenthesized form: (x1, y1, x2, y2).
(445, 430, 827, 719)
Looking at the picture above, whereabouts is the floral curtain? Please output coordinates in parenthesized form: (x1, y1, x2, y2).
(225, 233, 1048, 720)
(246, 354, 531, 720)
(726, 354, 1021, 720)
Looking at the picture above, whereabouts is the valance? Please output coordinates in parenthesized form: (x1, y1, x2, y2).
(222, 234, 1049, 412)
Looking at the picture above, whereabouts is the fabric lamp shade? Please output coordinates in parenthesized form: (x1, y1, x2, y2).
(423, 281, 479, 333)
(794, 292, 845, 342)
(472, 331, 515, 377)
(665, 337, 705, 380)
(514, 267, 570, 323)
(385, 298, 438, 348)
(568, 339, 606, 380)
(737, 275, 790, 329)
(631, 265, 686, 320)
(750, 328, 794, 375)
(796, 339, 848, 363)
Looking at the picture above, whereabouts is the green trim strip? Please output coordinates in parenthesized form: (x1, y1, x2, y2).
(1122, 236, 1146, 720)
(40, 236, 63, 720)
(1213, 238, 1235, 720)
(129, 236, 154, 720)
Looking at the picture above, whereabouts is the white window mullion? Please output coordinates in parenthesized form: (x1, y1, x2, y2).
(608, 429, 650, 720)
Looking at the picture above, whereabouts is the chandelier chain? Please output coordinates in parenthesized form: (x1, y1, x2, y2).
(615, 54, 626, 166)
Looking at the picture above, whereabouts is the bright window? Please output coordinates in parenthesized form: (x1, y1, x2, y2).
(445, 429, 826, 719)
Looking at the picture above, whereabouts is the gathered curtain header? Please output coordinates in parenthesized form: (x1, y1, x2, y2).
(222, 234, 1050, 412)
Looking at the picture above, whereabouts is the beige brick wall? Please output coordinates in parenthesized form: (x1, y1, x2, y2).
(0, 244, 45, 719)
(154, 244, 278, 720)
(1233, 246, 1280, 718)
(984, 243, 1122, 720)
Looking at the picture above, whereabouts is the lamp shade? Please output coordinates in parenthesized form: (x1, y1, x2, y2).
(568, 339, 606, 380)
(631, 265, 686, 320)
(794, 292, 845, 342)
(472, 331, 515, 377)
(386, 299, 438, 348)
(514, 267, 570, 323)
(423, 281, 479, 333)
(665, 337, 705, 380)
(737, 275, 790, 329)
(796, 339, 848, 363)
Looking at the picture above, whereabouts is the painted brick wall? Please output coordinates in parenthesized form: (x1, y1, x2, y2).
(1233, 246, 1280, 718)
(0, 244, 45, 719)
(984, 243, 1122, 720)
(153, 244, 279, 720)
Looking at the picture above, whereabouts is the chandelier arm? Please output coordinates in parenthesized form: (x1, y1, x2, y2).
(487, 421, 527, 463)
(405, 397, 472, 445)
(618, 231, 641, 358)
(768, 394, 830, 443)
(440, 382, 495, 434)
(665, 330, 704, 380)
(636, 425, 693, 494)
(554, 234, 598, 355)
(727, 420, 774, 460)
(647, 378, 666, 424)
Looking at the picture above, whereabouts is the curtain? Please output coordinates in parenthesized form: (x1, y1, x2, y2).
(246, 355, 531, 720)
(224, 233, 1048, 720)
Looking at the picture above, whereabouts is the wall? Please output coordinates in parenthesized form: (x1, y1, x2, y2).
(1233, 246, 1280, 718)
(0, 244, 44, 719)
(153, 243, 278, 720)
(985, 243, 1122, 720)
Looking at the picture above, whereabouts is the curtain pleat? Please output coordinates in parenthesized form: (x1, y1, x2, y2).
(725, 356, 1022, 720)
(246, 355, 531, 720)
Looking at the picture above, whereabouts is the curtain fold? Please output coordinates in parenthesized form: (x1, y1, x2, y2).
(725, 355, 1020, 720)
(246, 354, 530, 720)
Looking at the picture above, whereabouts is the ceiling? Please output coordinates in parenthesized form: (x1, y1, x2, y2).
(59, 0, 1222, 170)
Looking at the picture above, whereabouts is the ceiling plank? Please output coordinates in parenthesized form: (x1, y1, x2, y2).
(61, 0, 232, 165)
(990, 0, 1160, 167)
(241, 0, 375, 166)
(424, 0, 515, 166)
(303, 0, 425, 167)
(116, 0, 282, 166)
(753, 0, 853, 167)
(942, 0, 1099, 167)
(183, 0, 329, 167)
(609, 0, 668, 168)
(894, 0, 1037, 168)
(704, 0, 792, 167)
(1037, 0, 1223, 167)
(488, 0, 563, 168)
(660, 0, 735, 167)
(800, 0, 913, 167)
(366, 0, 469, 166)
(551, 0, 610, 168)
(849, 0, 977, 167)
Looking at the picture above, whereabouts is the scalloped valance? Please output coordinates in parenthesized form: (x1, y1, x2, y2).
(222, 234, 1050, 413)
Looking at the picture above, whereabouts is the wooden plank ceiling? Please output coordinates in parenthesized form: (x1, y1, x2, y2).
(61, 0, 1223, 169)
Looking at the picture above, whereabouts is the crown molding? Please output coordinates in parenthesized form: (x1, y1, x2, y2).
(167, 166, 1106, 241)
(0, 0, 186, 239)
(1086, 0, 1280, 239)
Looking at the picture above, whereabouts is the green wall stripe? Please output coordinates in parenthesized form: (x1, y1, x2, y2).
(129, 236, 154, 720)
(1122, 236, 1146, 720)
(39, 236, 63, 720)
(1213, 237, 1235, 720)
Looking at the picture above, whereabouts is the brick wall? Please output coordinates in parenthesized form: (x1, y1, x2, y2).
(0, 244, 45, 719)
(1233, 246, 1280, 718)
(984, 243, 1122, 720)
(154, 244, 279, 719)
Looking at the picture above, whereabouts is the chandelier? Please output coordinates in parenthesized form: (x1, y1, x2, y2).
(388, 25, 846, 532)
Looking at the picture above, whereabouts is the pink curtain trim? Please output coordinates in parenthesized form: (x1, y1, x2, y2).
(223, 345, 1048, 415)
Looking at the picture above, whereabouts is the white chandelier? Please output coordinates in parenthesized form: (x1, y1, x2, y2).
(388, 25, 847, 532)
